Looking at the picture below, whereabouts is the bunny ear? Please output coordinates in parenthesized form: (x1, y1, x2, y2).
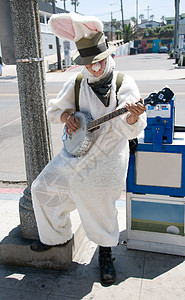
(71, 15, 104, 41)
(49, 14, 76, 41)
(83, 17, 103, 33)
(49, 13, 104, 42)
(84, 21, 101, 32)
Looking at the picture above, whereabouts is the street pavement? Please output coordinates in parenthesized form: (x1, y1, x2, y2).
(0, 54, 185, 299)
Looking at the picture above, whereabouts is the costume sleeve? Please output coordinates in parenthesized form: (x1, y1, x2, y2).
(47, 73, 78, 124)
(113, 73, 147, 139)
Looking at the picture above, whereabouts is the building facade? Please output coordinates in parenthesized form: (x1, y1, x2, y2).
(165, 13, 185, 25)
(38, 0, 76, 57)
(138, 20, 160, 29)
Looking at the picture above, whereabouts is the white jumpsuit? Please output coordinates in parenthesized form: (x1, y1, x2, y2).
(31, 69, 147, 247)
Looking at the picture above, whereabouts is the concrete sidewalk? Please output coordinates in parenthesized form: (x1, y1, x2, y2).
(1, 54, 185, 84)
(0, 189, 185, 299)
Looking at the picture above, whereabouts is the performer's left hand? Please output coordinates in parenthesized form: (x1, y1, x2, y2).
(125, 100, 145, 125)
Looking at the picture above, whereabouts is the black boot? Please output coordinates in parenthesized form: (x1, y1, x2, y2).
(99, 246, 116, 285)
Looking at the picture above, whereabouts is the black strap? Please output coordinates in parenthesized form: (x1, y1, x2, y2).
(75, 73, 84, 111)
(75, 72, 125, 111)
(115, 72, 124, 107)
(75, 72, 140, 117)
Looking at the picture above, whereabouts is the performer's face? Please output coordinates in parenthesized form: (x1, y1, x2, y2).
(85, 58, 107, 77)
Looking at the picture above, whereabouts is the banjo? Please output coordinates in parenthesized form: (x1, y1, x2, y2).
(62, 87, 174, 157)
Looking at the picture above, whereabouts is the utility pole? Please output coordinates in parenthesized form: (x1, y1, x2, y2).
(174, 0, 180, 64)
(52, 0, 62, 70)
(63, 0, 66, 10)
(144, 5, 152, 21)
(120, 0, 124, 39)
(136, 0, 138, 31)
(10, 0, 53, 239)
(111, 11, 113, 41)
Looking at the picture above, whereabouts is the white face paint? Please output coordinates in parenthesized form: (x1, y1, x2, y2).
(91, 62, 101, 72)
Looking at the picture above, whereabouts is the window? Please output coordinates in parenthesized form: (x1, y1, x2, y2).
(49, 45, 53, 49)
(40, 15, 45, 24)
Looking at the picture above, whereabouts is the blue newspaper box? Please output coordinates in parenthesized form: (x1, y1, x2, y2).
(126, 92, 185, 256)
(126, 133, 185, 256)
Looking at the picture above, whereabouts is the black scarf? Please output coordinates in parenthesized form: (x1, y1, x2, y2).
(87, 71, 113, 107)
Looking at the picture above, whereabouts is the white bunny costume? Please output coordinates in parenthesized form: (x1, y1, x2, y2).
(31, 13, 147, 247)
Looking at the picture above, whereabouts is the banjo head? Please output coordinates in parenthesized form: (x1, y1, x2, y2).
(63, 111, 93, 156)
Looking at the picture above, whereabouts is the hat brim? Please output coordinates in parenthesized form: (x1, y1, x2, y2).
(73, 44, 117, 65)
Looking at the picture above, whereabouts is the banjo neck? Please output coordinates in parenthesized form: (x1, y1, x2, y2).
(86, 87, 174, 132)
(87, 106, 127, 131)
(63, 87, 174, 157)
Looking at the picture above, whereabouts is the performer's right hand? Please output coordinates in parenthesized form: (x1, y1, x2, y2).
(61, 112, 79, 133)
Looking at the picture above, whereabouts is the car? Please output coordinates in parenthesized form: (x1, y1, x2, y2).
(158, 46, 168, 53)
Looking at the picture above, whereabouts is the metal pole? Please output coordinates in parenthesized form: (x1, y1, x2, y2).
(174, 0, 180, 63)
(52, 0, 62, 70)
(63, 0, 66, 10)
(111, 11, 113, 41)
(120, 0, 124, 28)
(136, 0, 138, 31)
(120, 0, 124, 39)
(144, 5, 152, 21)
(10, 0, 53, 239)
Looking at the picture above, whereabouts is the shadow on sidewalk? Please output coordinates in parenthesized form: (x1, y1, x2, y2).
(0, 229, 185, 299)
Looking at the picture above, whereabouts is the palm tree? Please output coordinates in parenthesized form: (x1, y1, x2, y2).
(139, 14, 144, 23)
(150, 14, 155, 21)
(71, 0, 80, 12)
(131, 16, 137, 25)
(123, 23, 136, 43)
(112, 18, 121, 30)
(161, 16, 165, 22)
(161, 16, 166, 25)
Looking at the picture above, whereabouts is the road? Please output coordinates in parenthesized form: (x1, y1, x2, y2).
(0, 53, 184, 182)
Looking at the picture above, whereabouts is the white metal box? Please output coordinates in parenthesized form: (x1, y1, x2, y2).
(126, 192, 185, 256)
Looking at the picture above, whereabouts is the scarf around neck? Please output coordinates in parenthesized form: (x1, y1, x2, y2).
(87, 71, 113, 107)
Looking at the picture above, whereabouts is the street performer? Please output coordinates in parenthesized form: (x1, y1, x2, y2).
(30, 12, 146, 285)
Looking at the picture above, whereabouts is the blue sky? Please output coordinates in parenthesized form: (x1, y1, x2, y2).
(57, 0, 185, 22)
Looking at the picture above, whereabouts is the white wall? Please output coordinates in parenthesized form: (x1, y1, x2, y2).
(41, 32, 76, 58)
(40, 21, 76, 58)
